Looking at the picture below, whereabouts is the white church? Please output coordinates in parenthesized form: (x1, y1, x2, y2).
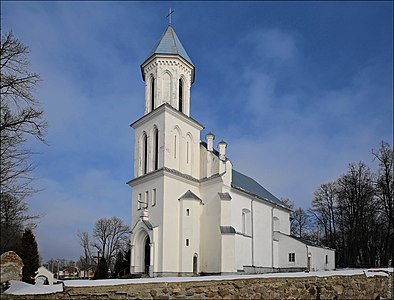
(128, 25, 335, 277)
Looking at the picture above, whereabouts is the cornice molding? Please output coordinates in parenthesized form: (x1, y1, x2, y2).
(130, 103, 204, 131)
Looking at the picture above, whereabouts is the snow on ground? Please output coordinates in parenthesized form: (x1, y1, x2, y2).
(4, 280, 63, 295)
(4, 268, 392, 295)
(64, 268, 393, 287)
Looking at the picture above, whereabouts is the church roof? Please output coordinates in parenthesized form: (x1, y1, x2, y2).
(179, 190, 202, 202)
(232, 170, 290, 210)
(144, 25, 193, 66)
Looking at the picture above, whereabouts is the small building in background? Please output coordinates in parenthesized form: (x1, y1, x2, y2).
(35, 266, 58, 285)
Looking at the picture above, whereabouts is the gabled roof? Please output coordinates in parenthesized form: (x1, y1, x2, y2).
(232, 170, 290, 209)
(179, 190, 202, 202)
(144, 25, 193, 66)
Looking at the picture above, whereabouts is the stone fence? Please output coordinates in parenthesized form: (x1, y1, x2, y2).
(2, 269, 392, 299)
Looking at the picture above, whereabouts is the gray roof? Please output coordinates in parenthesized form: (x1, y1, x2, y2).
(232, 170, 290, 209)
(218, 192, 232, 200)
(220, 226, 236, 234)
(145, 25, 193, 66)
(179, 190, 202, 202)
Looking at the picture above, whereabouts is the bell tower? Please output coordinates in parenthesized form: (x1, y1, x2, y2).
(141, 25, 195, 116)
(129, 24, 203, 277)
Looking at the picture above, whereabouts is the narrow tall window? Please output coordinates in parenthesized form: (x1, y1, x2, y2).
(178, 79, 183, 112)
(152, 189, 156, 206)
(151, 78, 155, 111)
(145, 191, 149, 207)
(153, 128, 159, 170)
(186, 209, 190, 216)
(186, 239, 189, 246)
(137, 193, 142, 210)
(289, 253, 295, 262)
(242, 209, 251, 235)
(186, 141, 189, 164)
(174, 135, 177, 158)
(325, 255, 328, 264)
(143, 134, 148, 174)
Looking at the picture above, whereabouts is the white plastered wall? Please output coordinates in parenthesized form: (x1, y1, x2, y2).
(307, 245, 335, 271)
(274, 232, 307, 269)
(162, 174, 200, 273)
(199, 179, 222, 273)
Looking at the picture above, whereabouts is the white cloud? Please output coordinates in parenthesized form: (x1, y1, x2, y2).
(244, 28, 298, 62)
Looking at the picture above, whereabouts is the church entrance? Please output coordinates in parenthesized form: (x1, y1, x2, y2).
(144, 236, 150, 275)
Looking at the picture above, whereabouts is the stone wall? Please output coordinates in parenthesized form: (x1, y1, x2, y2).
(2, 271, 392, 299)
(0, 251, 23, 284)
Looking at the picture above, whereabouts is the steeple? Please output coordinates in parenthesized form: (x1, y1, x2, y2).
(141, 26, 195, 116)
(144, 25, 193, 67)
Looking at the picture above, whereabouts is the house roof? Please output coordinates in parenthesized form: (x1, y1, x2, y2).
(144, 25, 193, 66)
(278, 232, 336, 251)
(232, 169, 290, 209)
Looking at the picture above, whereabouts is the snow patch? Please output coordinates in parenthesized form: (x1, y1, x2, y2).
(4, 280, 63, 295)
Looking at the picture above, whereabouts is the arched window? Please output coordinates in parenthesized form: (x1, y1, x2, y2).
(143, 133, 148, 174)
(242, 209, 251, 236)
(185, 133, 193, 175)
(153, 128, 159, 170)
(178, 79, 183, 112)
(273, 217, 280, 232)
(174, 135, 177, 159)
(151, 77, 155, 112)
(162, 73, 171, 103)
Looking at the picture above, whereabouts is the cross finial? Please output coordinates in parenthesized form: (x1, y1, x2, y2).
(166, 8, 175, 25)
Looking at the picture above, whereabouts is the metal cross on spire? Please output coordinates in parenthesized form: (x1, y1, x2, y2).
(166, 8, 175, 25)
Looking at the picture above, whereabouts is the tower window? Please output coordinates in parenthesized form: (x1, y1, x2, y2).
(143, 134, 148, 174)
(152, 189, 156, 206)
(179, 79, 183, 113)
(151, 77, 155, 112)
(289, 253, 295, 262)
(186, 209, 190, 216)
(186, 141, 189, 164)
(145, 191, 149, 207)
(174, 135, 177, 158)
(153, 128, 159, 170)
(186, 239, 189, 246)
(137, 193, 142, 210)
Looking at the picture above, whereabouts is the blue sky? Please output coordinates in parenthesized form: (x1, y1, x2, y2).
(2, 2, 392, 262)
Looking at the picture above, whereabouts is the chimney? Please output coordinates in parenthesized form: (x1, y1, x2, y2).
(218, 140, 227, 161)
(205, 132, 215, 151)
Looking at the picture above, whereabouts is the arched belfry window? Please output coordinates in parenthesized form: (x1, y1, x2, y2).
(143, 133, 148, 174)
(151, 77, 155, 112)
(178, 79, 183, 113)
(153, 128, 159, 170)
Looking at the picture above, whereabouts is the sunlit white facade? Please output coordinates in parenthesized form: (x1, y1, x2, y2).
(128, 25, 335, 276)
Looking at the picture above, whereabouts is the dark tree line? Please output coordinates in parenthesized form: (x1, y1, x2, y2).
(303, 141, 393, 268)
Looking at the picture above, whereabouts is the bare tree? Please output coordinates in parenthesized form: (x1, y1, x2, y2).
(92, 217, 130, 270)
(78, 231, 93, 265)
(372, 141, 394, 266)
(310, 182, 338, 249)
(1, 31, 47, 252)
(0, 193, 38, 252)
(291, 207, 310, 238)
(336, 162, 376, 267)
